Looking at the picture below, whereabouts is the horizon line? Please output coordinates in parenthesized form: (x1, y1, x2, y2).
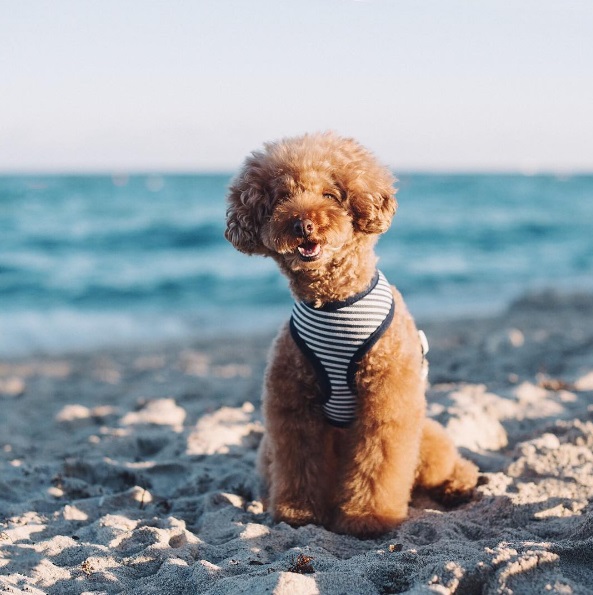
(1, 166, 592, 177)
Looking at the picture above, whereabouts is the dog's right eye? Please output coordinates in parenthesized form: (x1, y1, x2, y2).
(323, 192, 339, 201)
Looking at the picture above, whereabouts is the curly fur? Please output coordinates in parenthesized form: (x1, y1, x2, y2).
(225, 131, 478, 537)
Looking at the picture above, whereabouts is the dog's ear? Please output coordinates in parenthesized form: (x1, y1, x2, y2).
(346, 165, 397, 235)
(225, 153, 272, 255)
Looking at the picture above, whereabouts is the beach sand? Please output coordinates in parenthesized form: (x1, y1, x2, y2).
(1, 290, 593, 594)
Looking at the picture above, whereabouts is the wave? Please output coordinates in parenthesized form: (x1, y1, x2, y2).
(2, 172, 592, 356)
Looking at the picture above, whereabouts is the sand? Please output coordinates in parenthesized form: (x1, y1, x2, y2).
(1, 290, 593, 594)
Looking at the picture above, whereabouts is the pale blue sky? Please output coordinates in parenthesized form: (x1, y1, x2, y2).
(1, 0, 592, 172)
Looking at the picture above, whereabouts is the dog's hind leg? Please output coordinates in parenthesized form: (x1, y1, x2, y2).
(415, 417, 479, 505)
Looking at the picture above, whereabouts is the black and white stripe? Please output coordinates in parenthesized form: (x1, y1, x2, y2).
(290, 270, 394, 426)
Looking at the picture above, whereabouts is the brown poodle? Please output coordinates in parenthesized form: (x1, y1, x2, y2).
(225, 132, 478, 537)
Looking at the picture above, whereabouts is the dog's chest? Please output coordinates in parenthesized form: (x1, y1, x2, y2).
(289, 271, 395, 427)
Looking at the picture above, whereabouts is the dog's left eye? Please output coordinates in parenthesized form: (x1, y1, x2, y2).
(323, 192, 339, 201)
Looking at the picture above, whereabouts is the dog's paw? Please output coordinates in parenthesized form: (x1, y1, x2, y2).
(431, 458, 479, 507)
(273, 503, 317, 527)
(332, 510, 406, 538)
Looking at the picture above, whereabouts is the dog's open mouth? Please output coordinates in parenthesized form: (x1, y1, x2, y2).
(297, 241, 322, 261)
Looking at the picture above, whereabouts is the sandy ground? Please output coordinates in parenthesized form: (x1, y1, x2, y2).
(1, 290, 593, 594)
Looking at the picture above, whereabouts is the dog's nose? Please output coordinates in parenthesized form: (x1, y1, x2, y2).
(293, 218, 315, 237)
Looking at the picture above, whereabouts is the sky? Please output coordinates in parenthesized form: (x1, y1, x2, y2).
(1, 0, 592, 173)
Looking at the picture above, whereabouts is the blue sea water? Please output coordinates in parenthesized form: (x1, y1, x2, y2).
(1, 172, 592, 356)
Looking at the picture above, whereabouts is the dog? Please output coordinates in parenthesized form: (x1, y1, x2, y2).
(225, 132, 478, 537)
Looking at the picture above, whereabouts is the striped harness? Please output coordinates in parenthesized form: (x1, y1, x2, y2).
(289, 270, 395, 427)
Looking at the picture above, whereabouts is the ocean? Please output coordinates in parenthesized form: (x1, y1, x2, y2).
(1, 173, 592, 357)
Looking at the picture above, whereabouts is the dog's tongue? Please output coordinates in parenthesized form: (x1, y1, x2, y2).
(297, 241, 321, 258)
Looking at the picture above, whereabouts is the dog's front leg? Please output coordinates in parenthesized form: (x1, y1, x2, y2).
(261, 326, 334, 528)
(333, 349, 426, 537)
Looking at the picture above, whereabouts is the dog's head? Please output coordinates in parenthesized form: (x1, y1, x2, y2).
(225, 132, 396, 273)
